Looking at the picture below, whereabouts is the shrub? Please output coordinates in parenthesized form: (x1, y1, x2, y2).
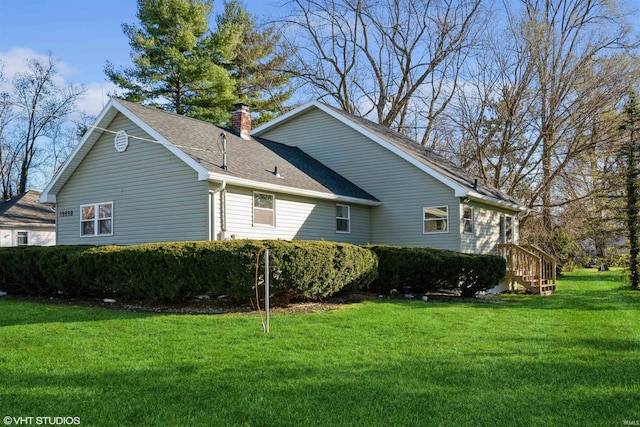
(0, 240, 378, 302)
(0, 245, 89, 295)
(368, 245, 505, 298)
(266, 240, 378, 299)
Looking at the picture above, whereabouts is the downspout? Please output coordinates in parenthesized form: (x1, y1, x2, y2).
(208, 181, 226, 240)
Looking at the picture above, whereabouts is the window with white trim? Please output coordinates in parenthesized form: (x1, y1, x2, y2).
(253, 192, 275, 227)
(462, 206, 474, 234)
(336, 204, 350, 233)
(81, 202, 113, 237)
(423, 206, 448, 233)
(17, 231, 28, 246)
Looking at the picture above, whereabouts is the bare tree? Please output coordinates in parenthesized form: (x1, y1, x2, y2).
(520, 0, 638, 230)
(11, 53, 85, 193)
(444, 0, 639, 235)
(443, 14, 538, 197)
(282, 0, 483, 145)
(0, 61, 16, 200)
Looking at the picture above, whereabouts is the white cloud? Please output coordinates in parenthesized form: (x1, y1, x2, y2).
(0, 47, 119, 119)
(0, 48, 75, 91)
(76, 81, 119, 118)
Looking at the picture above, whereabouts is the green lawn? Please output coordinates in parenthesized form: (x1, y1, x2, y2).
(1, 269, 639, 426)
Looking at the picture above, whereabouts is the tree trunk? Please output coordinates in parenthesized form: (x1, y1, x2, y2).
(623, 92, 640, 290)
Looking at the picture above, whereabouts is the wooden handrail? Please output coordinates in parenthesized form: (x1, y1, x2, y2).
(521, 244, 557, 286)
(521, 244, 555, 264)
(498, 243, 538, 260)
(498, 243, 557, 292)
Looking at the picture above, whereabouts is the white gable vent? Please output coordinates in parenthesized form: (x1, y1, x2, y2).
(114, 130, 129, 153)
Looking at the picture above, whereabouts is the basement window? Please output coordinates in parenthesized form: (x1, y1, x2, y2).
(80, 202, 113, 237)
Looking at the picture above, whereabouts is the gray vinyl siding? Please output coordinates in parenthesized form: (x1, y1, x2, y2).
(221, 185, 371, 244)
(56, 113, 208, 245)
(260, 109, 460, 250)
(460, 201, 520, 254)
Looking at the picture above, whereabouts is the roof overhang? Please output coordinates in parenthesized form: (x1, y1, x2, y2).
(0, 222, 56, 228)
(253, 101, 469, 196)
(466, 191, 529, 213)
(39, 98, 210, 204)
(207, 172, 381, 206)
(254, 101, 529, 211)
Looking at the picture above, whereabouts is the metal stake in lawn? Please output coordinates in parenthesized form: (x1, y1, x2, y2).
(264, 248, 270, 333)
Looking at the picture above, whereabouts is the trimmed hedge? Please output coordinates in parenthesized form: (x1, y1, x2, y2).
(0, 241, 504, 301)
(368, 245, 506, 297)
(0, 240, 378, 302)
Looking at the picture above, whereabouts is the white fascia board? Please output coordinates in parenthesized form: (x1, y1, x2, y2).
(467, 191, 529, 213)
(252, 101, 318, 135)
(39, 99, 121, 203)
(39, 99, 210, 205)
(253, 101, 468, 197)
(108, 100, 211, 181)
(255, 101, 530, 212)
(0, 222, 55, 228)
(311, 103, 470, 197)
(207, 172, 381, 206)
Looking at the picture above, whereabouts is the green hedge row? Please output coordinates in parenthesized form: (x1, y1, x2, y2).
(0, 240, 378, 301)
(0, 241, 505, 301)
(368, 245, 506, 298)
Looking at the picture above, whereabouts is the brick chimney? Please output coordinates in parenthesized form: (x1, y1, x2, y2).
(231, 103, 251, 140)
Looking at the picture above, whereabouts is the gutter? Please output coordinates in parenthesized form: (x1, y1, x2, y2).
(466, 190, 529, 214)
(207, 172, 381, 207)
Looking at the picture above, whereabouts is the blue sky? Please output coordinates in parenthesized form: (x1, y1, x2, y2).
(0, 0, 284, 116)
(1, 0, 639, 118)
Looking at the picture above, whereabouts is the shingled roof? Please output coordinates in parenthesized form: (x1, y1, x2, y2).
(115, 100, 378, 203)
(0, 190, 55, 226)
(254, 101, 525, 211)
(321, 104, 522, 207)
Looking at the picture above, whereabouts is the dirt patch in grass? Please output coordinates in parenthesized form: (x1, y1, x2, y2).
(1, 292, 383, 315)
(1, 289, 502, 315)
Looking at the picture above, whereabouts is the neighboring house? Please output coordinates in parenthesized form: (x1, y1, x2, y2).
(0, 190, 55, 247)
(39, 98, 525, 254)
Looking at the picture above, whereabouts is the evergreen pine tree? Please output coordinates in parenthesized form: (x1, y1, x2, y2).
(212, 0, 293, 126)
(105, 0, 236, 124)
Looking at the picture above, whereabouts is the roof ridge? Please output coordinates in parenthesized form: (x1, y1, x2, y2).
(315, 101, 520, 207)
(115, 98, 225, 131)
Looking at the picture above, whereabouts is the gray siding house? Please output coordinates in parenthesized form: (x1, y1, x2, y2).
(253, 102, 527, 253)
(39, 98, 525, 254)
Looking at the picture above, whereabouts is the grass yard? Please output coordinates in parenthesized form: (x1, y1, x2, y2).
(1, 269, 639, 426)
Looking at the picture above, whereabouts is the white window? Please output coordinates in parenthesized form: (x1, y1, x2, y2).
(336, 204, 351, 233)
(81, 202, 113, 237)
(17, 231, 28, 246)
(462, 206, 474, 234)
(423, 206, 449, 233)
(253, 192, 275, 227)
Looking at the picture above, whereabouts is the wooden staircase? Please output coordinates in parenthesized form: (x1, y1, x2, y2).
(497, 244, 557, 295)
